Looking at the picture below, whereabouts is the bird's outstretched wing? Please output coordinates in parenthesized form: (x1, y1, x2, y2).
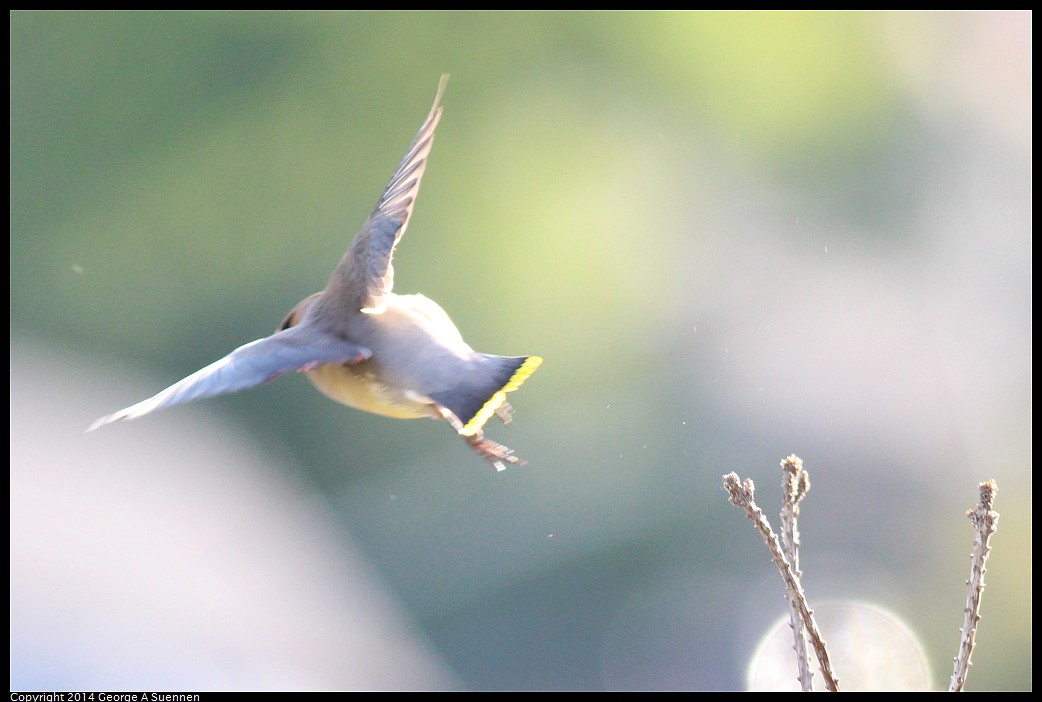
(87, 325, 371, 431)
(327, 74, 449, 315)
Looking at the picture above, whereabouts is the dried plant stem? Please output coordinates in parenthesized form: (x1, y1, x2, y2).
(723, 471, 840, 692)
(779, 455, 813, 691)
(949, 480, 999, 692)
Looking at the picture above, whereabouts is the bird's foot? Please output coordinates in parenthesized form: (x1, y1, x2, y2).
(495, 401, 514, 425)
(465, 433, 524, 472)
(435, 403, 525, 471)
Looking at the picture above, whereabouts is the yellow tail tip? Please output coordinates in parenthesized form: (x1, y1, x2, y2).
(459, 356, 543, 436)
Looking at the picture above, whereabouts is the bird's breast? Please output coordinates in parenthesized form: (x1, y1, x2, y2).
(304, 361, 433, 420)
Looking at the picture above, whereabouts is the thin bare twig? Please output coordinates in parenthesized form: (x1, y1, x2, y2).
(723, 471, 840, 692)
(949, 480, 999, 692)
(779, 455, 813, 691)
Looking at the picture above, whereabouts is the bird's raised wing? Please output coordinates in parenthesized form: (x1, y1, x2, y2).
(87, 325, 371, 431)
(326, 74, 449, 315)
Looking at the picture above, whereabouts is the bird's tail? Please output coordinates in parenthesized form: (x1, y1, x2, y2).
(431, 355, 542, 436)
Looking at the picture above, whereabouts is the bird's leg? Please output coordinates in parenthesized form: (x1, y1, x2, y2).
(434, 405, 524, 471)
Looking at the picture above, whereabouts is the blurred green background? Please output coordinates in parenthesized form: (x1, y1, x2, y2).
(10, 11, 1031, 691)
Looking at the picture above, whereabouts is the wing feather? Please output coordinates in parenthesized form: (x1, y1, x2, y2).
(88, 325, 371, 431)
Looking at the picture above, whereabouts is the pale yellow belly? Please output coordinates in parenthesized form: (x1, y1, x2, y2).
(305, 363, 432, 420)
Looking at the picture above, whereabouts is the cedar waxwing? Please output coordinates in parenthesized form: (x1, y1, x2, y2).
(88, 75, 541, 470)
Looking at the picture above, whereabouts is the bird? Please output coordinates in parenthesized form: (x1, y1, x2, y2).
(88, 74, 542, 471)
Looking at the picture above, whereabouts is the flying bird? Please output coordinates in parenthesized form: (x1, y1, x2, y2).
(88, 75, 542, 470)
